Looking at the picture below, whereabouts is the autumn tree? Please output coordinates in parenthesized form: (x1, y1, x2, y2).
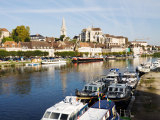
(12, 25, 30, 42)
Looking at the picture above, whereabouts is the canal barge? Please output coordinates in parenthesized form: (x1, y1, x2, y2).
(41, 96, 88, 120)
(72, 57, 103, 63)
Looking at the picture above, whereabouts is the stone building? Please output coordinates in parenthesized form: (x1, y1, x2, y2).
(79, 27, 104, 43)
(0, 28, 10, 43)
(103, 34, 127, 48)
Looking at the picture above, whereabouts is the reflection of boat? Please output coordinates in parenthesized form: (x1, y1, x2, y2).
(79, 100, 120, 120)
(26, 63, 40, 66)
(121, 71, 138, 89)
(106, 83, 132, 104)
(41, 59, 66, 64)
(75, 81, 107, 98)
(105, 56, 116, 60)
(41, 96, 88, 120)
(72, 57, 103, 63)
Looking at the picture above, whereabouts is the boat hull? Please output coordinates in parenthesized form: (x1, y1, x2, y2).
(72, 57, 103, 63)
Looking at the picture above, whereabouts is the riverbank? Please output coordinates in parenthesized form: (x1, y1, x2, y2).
(0, 61, 32, 68)
(132, 72, 160, 120)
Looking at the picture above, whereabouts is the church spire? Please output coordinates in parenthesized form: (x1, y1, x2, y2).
(61, 17, 67, 36)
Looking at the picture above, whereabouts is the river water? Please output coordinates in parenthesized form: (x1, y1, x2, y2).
(0, 57, 155, 120)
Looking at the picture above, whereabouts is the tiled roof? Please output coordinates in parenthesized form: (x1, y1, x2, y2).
(91, 28, 101, 31)
(20, 41, 52, 49)
(104, 34, 125, 38)
(0, 28, 9, 32)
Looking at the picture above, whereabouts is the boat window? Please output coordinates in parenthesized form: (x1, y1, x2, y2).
(60, 114, 68, 120)
(44, 111, 51, 118)
(115, 88, 118, 92)
(89, 86, 92, 91)
(99, 87, 102, 91)
(109, 87, 112, 91)
(120, 88, 123, 92)
(94, 87, 97, 91)
(50, 112, 60, 119)
(85, 86, 88, 90)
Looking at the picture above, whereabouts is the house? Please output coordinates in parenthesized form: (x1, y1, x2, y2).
(103, 34, 127, 48)
(2, 41, 21, 51)
(30, 34, 46, 41)
(0, 28, 10, 43)
(130, 41, 148, 47)
(78, 42, 102, 57)
(20, 41, 54, 56)
(79, 27, 104, 43)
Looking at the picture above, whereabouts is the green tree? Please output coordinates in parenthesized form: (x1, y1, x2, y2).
(2, 37, 13, 43)
(12, 25, 30, 42)
(60, 35, 65, 41)
(0, 29, 2, 38)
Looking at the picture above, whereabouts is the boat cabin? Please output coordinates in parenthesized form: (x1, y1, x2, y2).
(79, 100, 119, 120)
(41, 96, 88, 120)
(83, 82, 106, 92)
(107, 83, 129, 98)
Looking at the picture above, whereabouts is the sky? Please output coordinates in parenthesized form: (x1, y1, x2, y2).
(0, 0, 160, 45)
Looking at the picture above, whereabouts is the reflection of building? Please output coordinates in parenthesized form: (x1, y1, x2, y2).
(60, 71, 67, 91)
(75, 62, 104, 82)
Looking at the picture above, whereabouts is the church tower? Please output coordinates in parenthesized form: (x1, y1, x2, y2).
(60, 17, 67, 36)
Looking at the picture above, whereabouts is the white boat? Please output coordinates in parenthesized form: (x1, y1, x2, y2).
(41, 96, 88, 120)
(150, 60, 160, 70)
(122, 71, 138, 89)
(100, 68, 121, 84)
(41, 59, 66, 64)
(79, 100, 120, 120)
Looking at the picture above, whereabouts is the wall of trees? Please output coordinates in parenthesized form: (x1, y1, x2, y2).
(0, 50, 48, 58)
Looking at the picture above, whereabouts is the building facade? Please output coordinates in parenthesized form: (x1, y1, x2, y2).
(103, 34, 127, 48)
(79, 27, 104, 43)
(0, 28, 10, 43)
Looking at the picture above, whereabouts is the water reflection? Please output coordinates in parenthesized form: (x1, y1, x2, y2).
(0, 57, 156, 120)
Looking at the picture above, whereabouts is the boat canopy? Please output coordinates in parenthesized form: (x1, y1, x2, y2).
(110, 68, 119, 72)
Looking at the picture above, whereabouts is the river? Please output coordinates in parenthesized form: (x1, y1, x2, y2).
(0, 57, 155, 120)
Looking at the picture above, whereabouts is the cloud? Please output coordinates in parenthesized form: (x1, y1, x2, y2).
(0, 7, 115, 14)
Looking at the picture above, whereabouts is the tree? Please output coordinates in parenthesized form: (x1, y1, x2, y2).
(0, 29, 2, 38)
(2, 37, 13, 43)
(12, 25, 30, 42)
(60, 35, 65, 41)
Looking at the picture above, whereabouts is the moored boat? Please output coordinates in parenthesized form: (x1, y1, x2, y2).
(79, 99, 120, 120)
(41, 59, 66, 64)
(72, 57, 103, 63)
(106, 83, 132, 106)
(41, 96, 88, 120)
(121, 71, 138, 89)
(75, 81, 107, 98)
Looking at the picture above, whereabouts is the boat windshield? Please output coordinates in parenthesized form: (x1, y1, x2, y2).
(50, 112, 60, 119)
(43, 111, 51, 118)
(60, 114, 68, 120)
